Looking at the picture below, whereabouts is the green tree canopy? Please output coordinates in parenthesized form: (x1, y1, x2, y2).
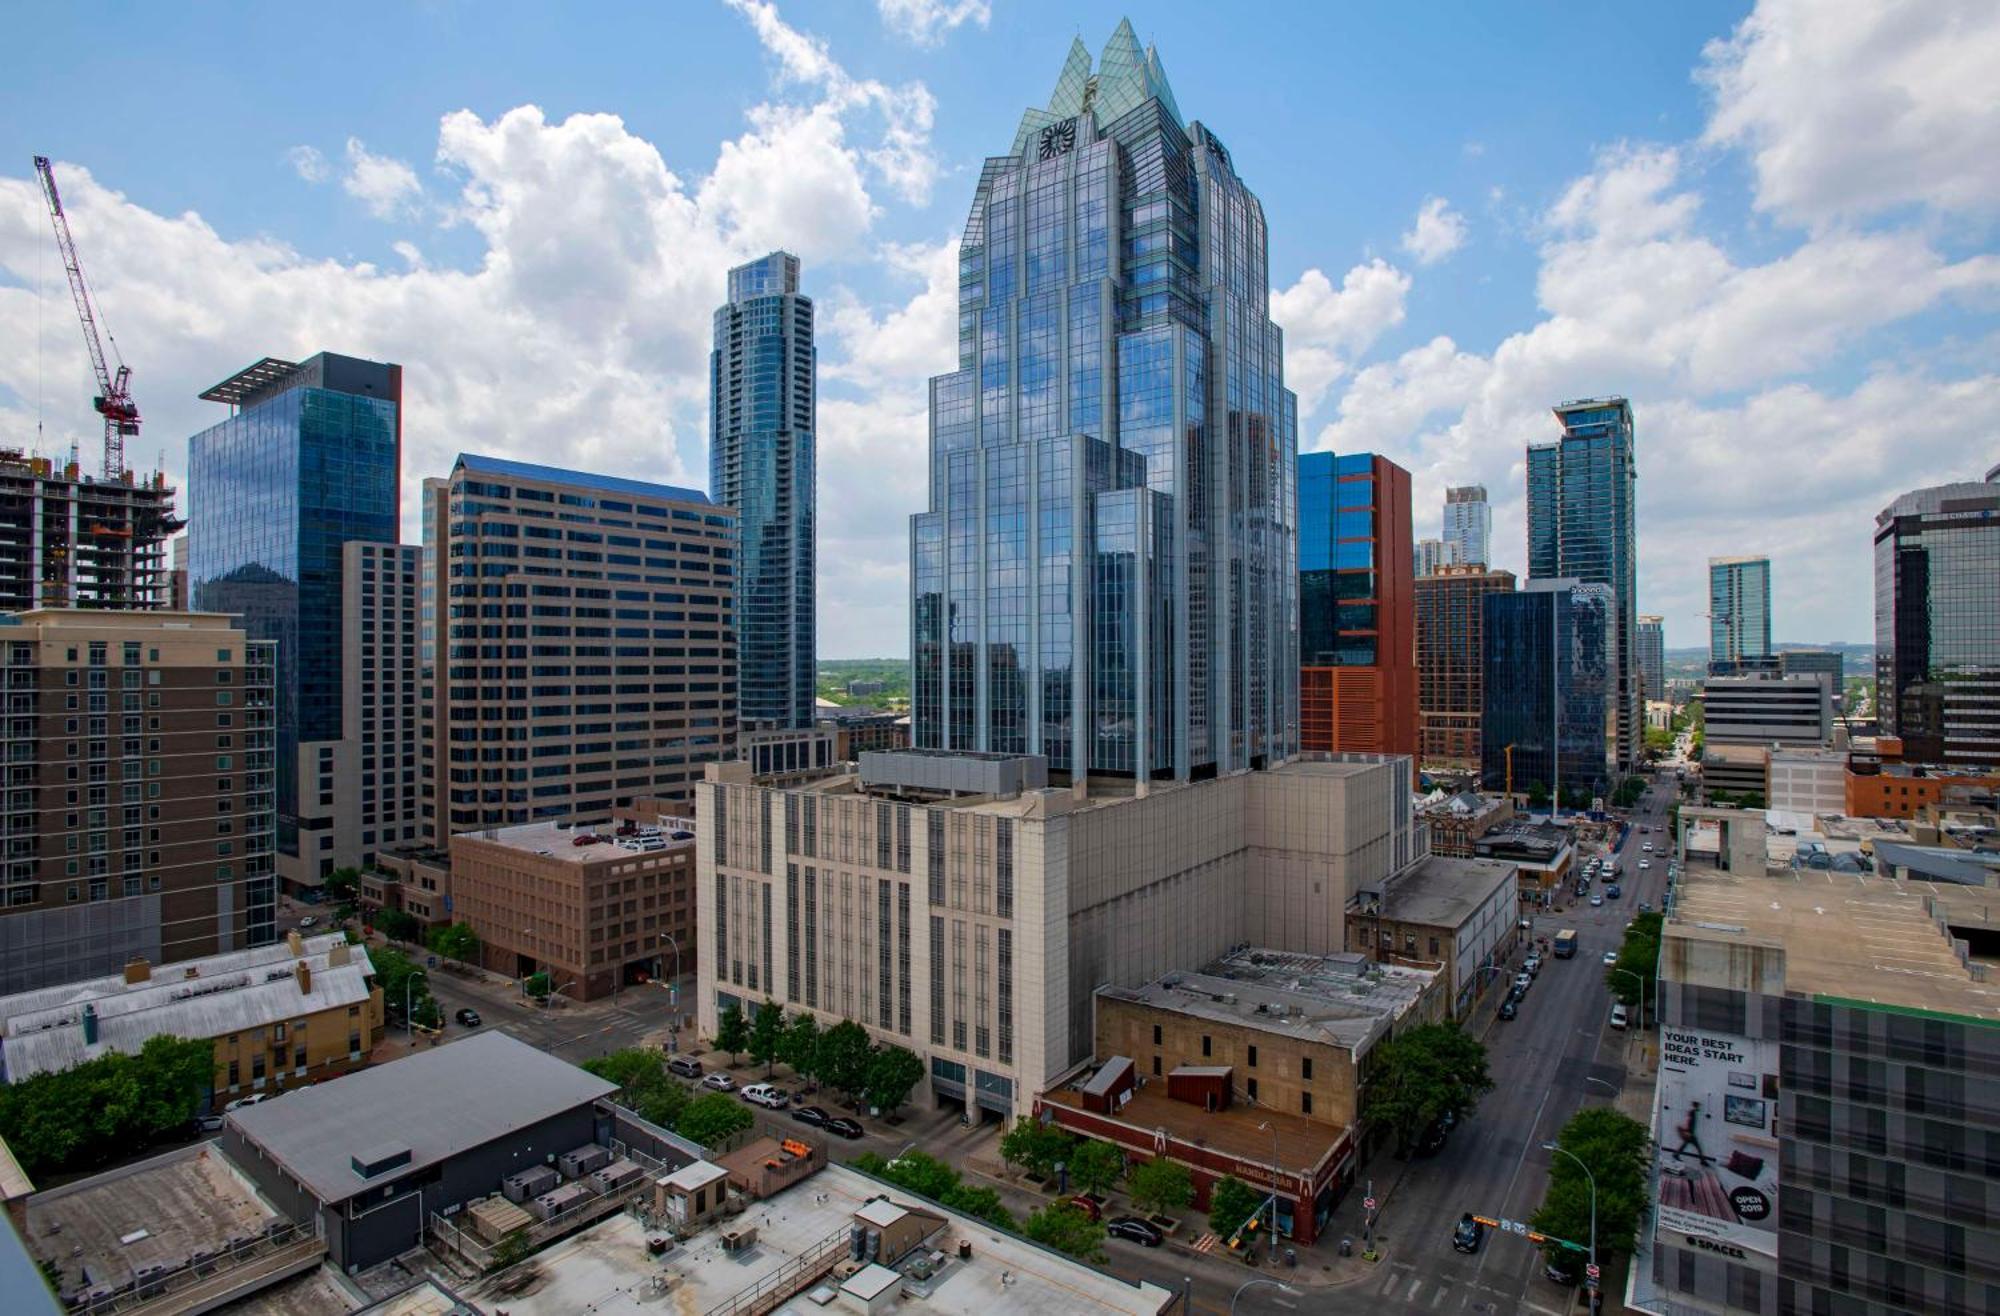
(1605, 911, 1664, 1009)
(864, 1044, 925, 1117)
(426, 922, 480, 963)
(1526, 780, 1550, 806)
(816, 1020, 874, 1100)
(676, 1091, 754, 1148)
(1127, 1157, 1194, 1218)
(850, 1150, 1014, 1229)
(0, 1035, 216, 1177)
(713, 1003, 749, 1064)
(372, 945, 437, 1025)
(324, 867, 361, 903)
(1024, 1202, 1105, 1262)
(778, 1012, 820, 1078)
(999, 1118, 1074, 1179)
(1066, 1139, 1124, 1198)
(1207, 1175, 1265, 1241)
(373, 908, 421, 944)
(1360, 1022, 1494, 1156)
(1530, 1107, 1653, 1264)
(748, 999, 786, 1077)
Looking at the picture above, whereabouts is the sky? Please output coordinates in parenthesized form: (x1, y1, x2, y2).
(1, 0, 1995, 657)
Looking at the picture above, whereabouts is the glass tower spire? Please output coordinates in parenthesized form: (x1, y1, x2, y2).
(911, 19, 1298, 780)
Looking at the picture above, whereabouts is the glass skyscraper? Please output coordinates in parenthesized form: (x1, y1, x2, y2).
(1527, 398, 1638, 772)
(1708, 554, 1772, 673)
(911, 19, 1297, 779)
(1637, 613, 1666, 701)
(711, 251, 815, 731)
(188, 353, 401, 865)
(1442, 484, 1490, 568)
(1480, 580, 1615, 801)
(1298, 451, 1416, 760)
(1874, 469, 2000, 766)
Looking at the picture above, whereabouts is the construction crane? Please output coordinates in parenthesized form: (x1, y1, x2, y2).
(33, 154, 138, 480)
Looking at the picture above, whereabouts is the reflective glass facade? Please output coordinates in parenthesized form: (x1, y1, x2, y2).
(1526, 398, 1638, 771)
(188, 354, 400, 856)
(1873, 474, 2000, 766)
(711, 251, 815, 730)
(1708, 555, 1772, 672)
(1637, 614, 1665, 702)
(912, 20, 1297, 778)
(1298, 451, 1416, 758)
(1442, 484, 1490, 568)
(1480, 581, 1615, 799)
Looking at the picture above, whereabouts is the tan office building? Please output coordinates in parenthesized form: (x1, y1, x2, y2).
(0, 611, 277, 994)
(421, 456, 737, 846)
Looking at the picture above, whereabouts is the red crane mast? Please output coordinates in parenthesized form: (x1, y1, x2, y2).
(33, 154, 138, 480)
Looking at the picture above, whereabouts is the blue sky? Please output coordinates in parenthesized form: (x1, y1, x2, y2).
(2, 1, 1995, 655)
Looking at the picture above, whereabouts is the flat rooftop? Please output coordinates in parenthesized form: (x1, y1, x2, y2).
(25, 1145, 280, 1298)
(473, 1162, 1169, 1316)
(455, 818, 693, 864)
(1100, 947, 1436, 1051)
(1043, 1081, 1345, 1175)
(1670, 868, 2000, 1021)
(226, 1032, 615, 1205)
(1372, 855, 1518, 927)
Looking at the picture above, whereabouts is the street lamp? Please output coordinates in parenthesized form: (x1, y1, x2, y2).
(1256, 1121, 1282, 1261)
(1542, 1141, 1597, 1305)
(1229, 1279, 1299, 1313)
(404, 967, 427, 1038)
(659, 931, 683, 1026)
(1607, 965, 1648, 1026)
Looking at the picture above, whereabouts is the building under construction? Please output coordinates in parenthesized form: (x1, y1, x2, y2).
(0, 450, 180, 611)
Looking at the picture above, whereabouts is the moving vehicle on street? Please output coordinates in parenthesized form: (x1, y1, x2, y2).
(1453, 1213, 1485, 1254)
(1108, 1216, 1164, 1247)
(298, 915, 318, 929)
(1606, 883, 1622, 899)
(454, 1008, 482, 1027)
(1610, 1002, 1630, 1029)
(824, 1117, 865, 1140)
(1590, 893, 1605, 907)
(701, 1073, 736, 1092)
(1553, 928, 1578, 958)
(1603, 949, 1619, 966)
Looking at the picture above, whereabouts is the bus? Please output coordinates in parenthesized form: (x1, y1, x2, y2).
(1553, 928, 1579, 959)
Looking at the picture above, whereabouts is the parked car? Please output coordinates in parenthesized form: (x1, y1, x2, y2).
(1638, 900, 1652, 914)
(1414, 1121, 1449, 1157)
(223, 1093, 270, 1113)
(1523, 954, 1543, 976)
(1610, 1002, 1630, 1030)
(701, 1073, 736, 1092)
(1602, 949, 1619, 966)
(790, 1104, 832, 1127)
(195, 1113, 226, 1133)
(1497, 998, 1518, 1021)
(1063, 1195, 1103, 1222)
(1108, 1216, 1164, 1247)
(667, 1055, 703, 1079)
(1590, 893, 1605, 907)
(1453, 1212, 1485, 1254)
(741, 1083, 788, 1109)
(1513, 971, 1533, 993)
(824, 1117, 865, 1140)
(1605, 883, 1622, 899)
(454, 1008, 482, 1027)
(298, 915, 317, 929)
(1546, 1255, 1582, 1286)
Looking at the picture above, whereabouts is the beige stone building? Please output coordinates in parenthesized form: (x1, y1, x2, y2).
(449, 817, 698, 1001)
(695, 749, 1422, 1118)
(364, 845, 452, 928)
(1346, 853, 1520, 1016)
(0, 611, 277, 994)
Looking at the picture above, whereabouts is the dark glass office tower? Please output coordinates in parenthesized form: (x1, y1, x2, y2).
(711, 251, 816, 731)
(1481, 580, 1615, 802)
(911, 19, 1298, 780)
(188, 353, 401, 869)
(1298, 451, 1416, 762)
(1708, 554, 1773, 675)
(1873, 470, 2000, 766)
(1527, 398, 1638, 772)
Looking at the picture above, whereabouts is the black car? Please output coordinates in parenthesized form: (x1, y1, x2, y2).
(455, 1008, 482, 1027)
(824, 1117, 865, 1140)
(1108, 1216, 1164, 1247)
(1452, 1213, 1484, 1254)
(790, 1104, 832, 1127)
(1605, 883, 1622, 900)
(1414, 1121, 1449, 1157)
(1498, 998, 1518, 1021)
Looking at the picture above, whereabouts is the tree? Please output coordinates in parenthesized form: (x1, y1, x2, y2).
(489, 1227, 533, 1272)
(1067, 1139, 1124, 1199)
(584, 1048, 692, 1130)
(426, 922, 480, 963)
(371, 945, 436, 1025)
(0, 1035, 216, 1177)
(859, 1149, 959, 1200)
(713, 1002, 749, 1064)
(373, 908, 421, 944)
(999, 1118, 1074, 1180)
(863, 1044, 925, 1118)
(1128, 1157, 1194, 1218)
(1024, 1202, 1105, 1262)
(676, 1091, 754, 1148)
(1605, 912, 1664, 1010)
(815, 1020, 874, 1102)
(747, 999, 786, 1077)
(1525, 780, 1550, 807)
(941, 1183, 1013, 1228)
(778, 1012, 820, 1081)
(1530, 1108, 1652, 1264)
(522, 971, 551, 1001)
(1207, 1175, 1264, 1241)
(1359, 1022, 1494, 1156)
(324, 866, 361, 905)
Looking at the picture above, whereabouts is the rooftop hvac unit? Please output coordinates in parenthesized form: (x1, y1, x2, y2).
(558, 1144, 612, 1179)
(590, 1158, 644, 1195)
(503, 1165, 559, 1204)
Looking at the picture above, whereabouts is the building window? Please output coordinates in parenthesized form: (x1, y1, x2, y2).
(1248, 1044, 1258, 1068)
(1152, 1024, 1162, 1046)
(1301, 1091, 1313, 1116)
(1152, 1055, 1161, 1077)
(1302, 1057, 1313, 1081)
(1202, 1035, 1211, 1058)
(1246, 1077, 1258, 1102)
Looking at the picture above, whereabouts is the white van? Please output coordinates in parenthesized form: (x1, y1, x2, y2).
(1609, 1003, 1630, 1030)
(741, 1083, 788, 1110)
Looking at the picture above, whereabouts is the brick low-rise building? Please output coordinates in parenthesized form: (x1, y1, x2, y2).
(1845, 761, 2000, 820)
(1346, 854, 1519, 1016)
(1417, 791, 1515, 858)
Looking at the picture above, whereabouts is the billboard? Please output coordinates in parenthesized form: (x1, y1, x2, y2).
(1654, 1026, 1779, 1257)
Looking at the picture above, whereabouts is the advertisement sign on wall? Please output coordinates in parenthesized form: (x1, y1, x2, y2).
(1653, 1026, 1779, 1257)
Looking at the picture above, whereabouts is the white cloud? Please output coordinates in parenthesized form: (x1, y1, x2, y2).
(286, 145, 330, 184)
(823, 238, 960, 388)
(341, 138, 423, 219)
(1699, 0, 2000, 225)
(877, 0, 991, 47)
(1400, 196, 1468, 265)
(1271, 259, 1411, 414)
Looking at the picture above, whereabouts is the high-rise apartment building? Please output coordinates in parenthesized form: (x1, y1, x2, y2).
(0, 448, 181, 610)
(1414, 564, 1516, 769)
(0, 611, 276, 994)
(910, 19, 1297, 781)
(1873, 470, 2000, 766)
(710, 251, 816, 732)
(420, 455, 736, 844)
(1527, 398, 1638, 772)
(188, 353, 401, 889)
(1708, 554, 1772, 674)
(1415, 537, 1459, 578)
(1442, 484, 1490, 567)
(1481, 579, 1615, 801)
(1299, 452, 1416, 762)
(335, 543, 422, 868)
(1637, 614, 1665, 701)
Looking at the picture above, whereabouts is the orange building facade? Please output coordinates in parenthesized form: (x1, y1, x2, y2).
(1298, 453, 1417, 762)
(1846, 765, 2000, 819)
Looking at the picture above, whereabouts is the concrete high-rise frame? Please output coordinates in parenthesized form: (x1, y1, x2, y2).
(1708, 555, 1772, 673)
